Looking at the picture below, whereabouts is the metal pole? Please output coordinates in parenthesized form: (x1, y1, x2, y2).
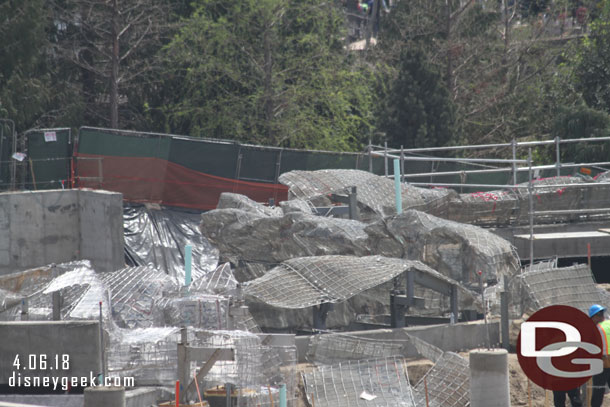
(400, 146, 405, 183)
(348, 186, 359, 220)
(555, 136, 561, 177)
(478, 271, 491, 348)
(527, 147, 534, 267)
(512, 139, 517, 185)
(384, 141, 388, 177)
(21, 298, 28, 321)
(184, 244, 192, 287)
(501, 276, 509, 351)
(52, 264, 60, 321)
(280, 384, 287, 407)
(99, 301, 105, 385)
(225, 383, 232, 407)
(368, 139, 373, 173)
(394, 159, 402, 214)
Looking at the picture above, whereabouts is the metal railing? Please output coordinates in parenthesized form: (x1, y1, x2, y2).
(368, 135, 610, 187)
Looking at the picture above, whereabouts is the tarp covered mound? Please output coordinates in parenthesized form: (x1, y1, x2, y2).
(279, 169, 456, 220)
(199, 208, 370, 268)
(200, 200, 519, 286)
(124, 204, 219, 281)
(366, 210, 520, 284)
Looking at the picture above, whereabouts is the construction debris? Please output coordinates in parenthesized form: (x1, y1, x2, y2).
(303, 356, 417, 407)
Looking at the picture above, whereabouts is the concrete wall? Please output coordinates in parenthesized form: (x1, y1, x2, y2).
(0, 189, 124, 275)
(0, 321, 101, 385)
(492, 220, 610, 260)
(295, 320, 500, 363)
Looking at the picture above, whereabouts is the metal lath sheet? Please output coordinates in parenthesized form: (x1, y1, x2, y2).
(413, 352, 470, 407)
(519, 264, 607, 313)
(303, 357, 417, 407)
(307, 333, 405, 364)
(243, 256, 414, 309)
(279, 169, 454, 218)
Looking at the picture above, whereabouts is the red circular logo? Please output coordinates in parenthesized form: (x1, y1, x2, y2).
(517, 305, 603, 391)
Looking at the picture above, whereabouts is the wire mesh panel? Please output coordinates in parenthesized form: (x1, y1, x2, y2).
(406, 334, 444, 363)
(192, 330, 297, 407)
(303, 357, 417, 407)
(101, 266, 176, 328)
(412, 352, 470, 407)
(518, 264, 608, 314)
(243, 256, 412, 309)
(307, 333, 405, 364)
(279, 169, 455, 219)
(451, 190, 520, 226)
(107, 327, 181, 386)
(387, 210, 520, 284)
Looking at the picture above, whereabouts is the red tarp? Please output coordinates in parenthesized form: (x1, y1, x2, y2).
(76, 153, 288, 210)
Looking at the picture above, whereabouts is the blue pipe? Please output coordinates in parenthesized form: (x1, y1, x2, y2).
(394, 159, 402, 214)
(184, 244, 192, 286)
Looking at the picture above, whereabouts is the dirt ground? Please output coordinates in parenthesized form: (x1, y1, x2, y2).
(507, 352, 610, 407)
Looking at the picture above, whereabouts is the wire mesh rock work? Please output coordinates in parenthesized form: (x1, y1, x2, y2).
(516, 263, 609, 315)
(412, 352, 470, 407)
(244, 256, 414, 309)
(303, 356, 417, 407)
(280, 170, 610, 227)
(279, 169, 456, 220)
(306, 333, 405, 365)
(367, 210, 520, 284)
(200, 204, 519, 287)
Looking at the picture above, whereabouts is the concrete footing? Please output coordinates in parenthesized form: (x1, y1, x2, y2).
(84, 386, 125, 407)
(469, 348, 510, 407)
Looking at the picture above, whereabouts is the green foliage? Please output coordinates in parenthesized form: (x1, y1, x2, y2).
(377, 48, 455, 149)
(0, 0, 51, 129)
(576, 0, 610, 113)
(553, 104, 610, 162)
(158, 0, 375, 150)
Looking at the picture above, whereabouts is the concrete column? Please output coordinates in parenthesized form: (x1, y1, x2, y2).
(84, 386, 125, 407)
(469, 349, 510, 407)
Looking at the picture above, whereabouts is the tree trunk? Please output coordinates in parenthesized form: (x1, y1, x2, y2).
(263, 25, 273, 142)
(110, 0, 120, 129)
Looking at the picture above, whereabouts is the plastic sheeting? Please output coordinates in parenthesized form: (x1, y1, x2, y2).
(0, 260, 108, 321)
(123, 204, 218, 281)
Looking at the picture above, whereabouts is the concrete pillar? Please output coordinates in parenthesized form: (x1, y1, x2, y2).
(469, 349, 510, 407)
(84, 386, 125, 407)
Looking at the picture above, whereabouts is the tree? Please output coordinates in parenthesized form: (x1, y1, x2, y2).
(0, 0, 83, 131)
(158, 0, 375, 150)
(375, 0, 584, 147)
(49, 0, 174, 129)
(378, 48, 456, 149)
(575, 1, 610, 113)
